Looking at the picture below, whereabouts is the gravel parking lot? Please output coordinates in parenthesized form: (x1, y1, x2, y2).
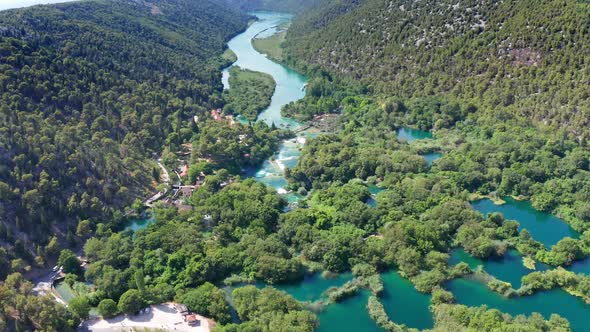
(81, 303, 214, 332)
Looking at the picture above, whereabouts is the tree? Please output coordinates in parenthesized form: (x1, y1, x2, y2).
(76, 220, 93, 238)
(98, 299, 119, 318)
(431, 287, 455, 305)
(58, 249, 82, 275)
(92, 266, 128, 300)
(532, 193, 556, 212)
(255, 256, 303, 284)
(134, 269, 146, 293)
(575, 203, 590, 222)
(118, 289, 145, 314)
(413, 270, 447, 293)
(69, 297, 91, 321)
(231, 286, 317, 330)
(45, 236, 60, 257)
(151, 283, 176, 303)
(64, 273, 78, 287)
(396, 247, 422, 277)
(181, 283, 231, 324)
(0, 273, 75, 330)
(10, 258, 28, 273)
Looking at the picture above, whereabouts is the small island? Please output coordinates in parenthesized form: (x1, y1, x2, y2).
(223, 66, 276, 121)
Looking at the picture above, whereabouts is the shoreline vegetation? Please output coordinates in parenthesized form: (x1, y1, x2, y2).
(468, 266, 590, 306)
(523, 256, 537, 270)
(367, 296, 415, 332)
(468, 193, 507, 206)
(222, 49, 238, 64)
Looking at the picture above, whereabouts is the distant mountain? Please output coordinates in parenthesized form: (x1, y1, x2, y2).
(285, 0, 590, 139)
(0, 0, 248, 272)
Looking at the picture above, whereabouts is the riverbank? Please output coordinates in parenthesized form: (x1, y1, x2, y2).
(468, 192, 506, 205)
(0, 0, 79, 11)
(221, 11, 307, 204)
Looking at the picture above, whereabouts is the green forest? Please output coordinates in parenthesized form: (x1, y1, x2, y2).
(0, 0, 250, 272)
(3, 0, 590, 331)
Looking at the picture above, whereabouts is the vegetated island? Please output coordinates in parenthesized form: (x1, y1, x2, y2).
(223, 66, 277, 121)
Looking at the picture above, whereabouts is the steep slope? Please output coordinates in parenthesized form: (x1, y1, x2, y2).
(0, 0, 248, 272)
(285, 0, 590, 140)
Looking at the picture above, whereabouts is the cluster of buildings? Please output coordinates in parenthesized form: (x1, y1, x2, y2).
(211, 108, 236, 127)
(148, 108, 243, 211)
(162, 171, 207, 212)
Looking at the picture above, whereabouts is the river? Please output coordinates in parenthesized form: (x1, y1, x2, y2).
(129, 11, 590, 331)
(222, 12, 311, 201)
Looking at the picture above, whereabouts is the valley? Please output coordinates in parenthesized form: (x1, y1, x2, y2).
(2, 1, 590, 331)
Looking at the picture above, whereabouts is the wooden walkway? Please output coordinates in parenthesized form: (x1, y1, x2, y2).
(293, 124, 311, 133)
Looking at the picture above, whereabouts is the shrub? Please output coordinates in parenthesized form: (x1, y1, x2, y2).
(98, 299, 119, 318)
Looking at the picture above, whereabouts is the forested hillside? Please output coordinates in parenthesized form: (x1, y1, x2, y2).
(0, 0, 248, 273)
(284, 0, 590, 140)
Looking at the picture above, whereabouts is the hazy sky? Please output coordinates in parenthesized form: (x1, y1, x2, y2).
(0, 0, 79, 11)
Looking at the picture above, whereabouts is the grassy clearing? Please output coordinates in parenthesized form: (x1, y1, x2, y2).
(252, 29, 287, 63)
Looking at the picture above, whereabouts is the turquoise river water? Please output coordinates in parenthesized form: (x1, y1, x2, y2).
(222, 12, 308, 201)
(453, 197, 590, 331)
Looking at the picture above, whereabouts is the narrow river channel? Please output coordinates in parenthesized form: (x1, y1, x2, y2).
(222, 12, 311, 202)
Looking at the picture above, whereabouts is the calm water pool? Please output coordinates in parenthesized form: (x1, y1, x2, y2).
(471, 197, 579, 248)
(396, 127, 433, 142)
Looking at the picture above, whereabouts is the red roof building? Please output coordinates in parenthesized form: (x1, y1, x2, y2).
(185, 314, 200, 326)
(180, 165, 188, 177)
(211, 109, 222, 121)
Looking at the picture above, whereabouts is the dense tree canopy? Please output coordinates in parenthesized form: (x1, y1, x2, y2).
(0, 0, 250, 270)
(223, 66, 276, 121)
(285, 0, 590, 142)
